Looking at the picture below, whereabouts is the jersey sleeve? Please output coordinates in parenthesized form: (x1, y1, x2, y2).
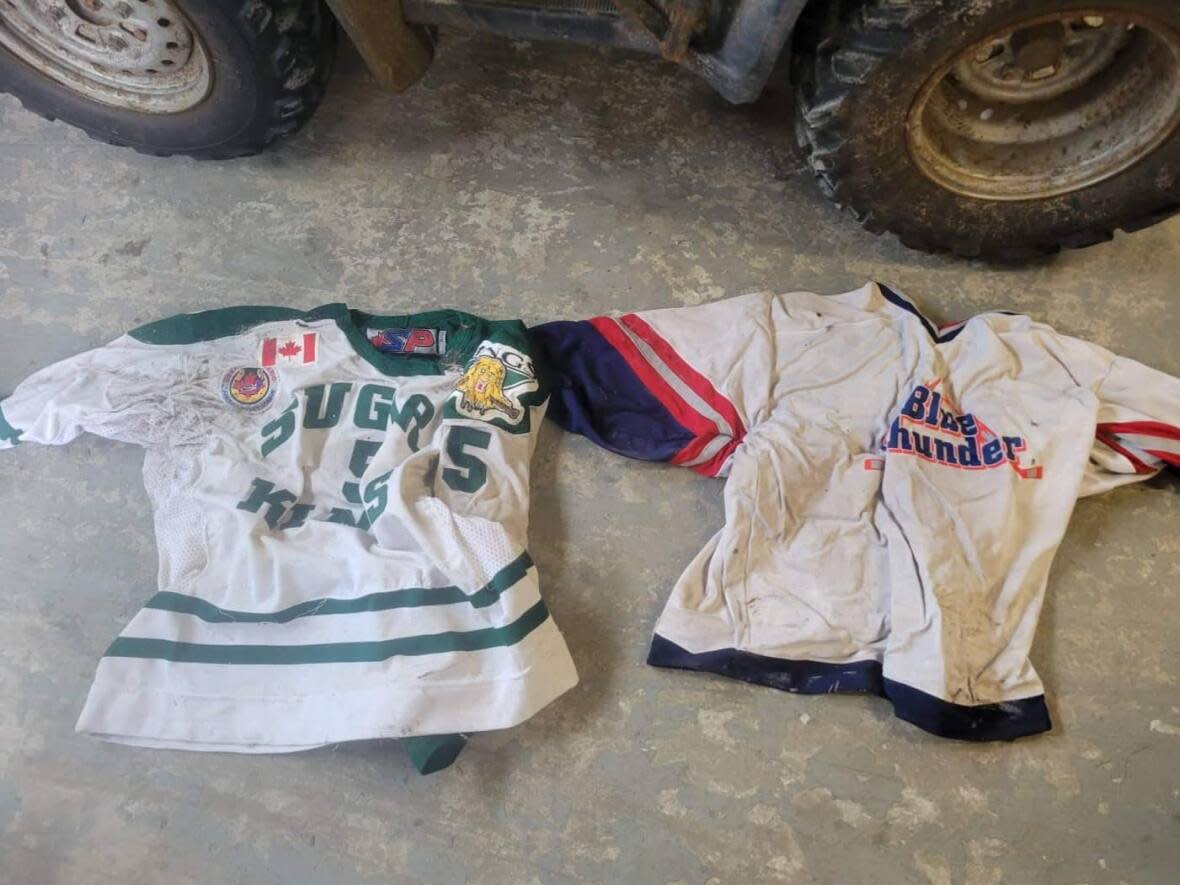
(530, 293, 779, 477)
(1039, 329, 1180, 495)
(0, 335, 192, 450)
(1086, 353, 1180, 492)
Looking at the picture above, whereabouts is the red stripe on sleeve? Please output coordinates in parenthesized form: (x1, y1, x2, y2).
(1095, 430, 1158, 475)
(694, 437, 742, 477)
(669, 432, 714, 468)
(619, 313, 746, 440)
(1143, 449, 1180, 467)
(260, 338, 277, 368)
(1098, 420, 1180, 442)
(587, 317, 716, 446)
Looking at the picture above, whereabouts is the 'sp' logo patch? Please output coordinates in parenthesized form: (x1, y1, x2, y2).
(367, 327, 446, 355)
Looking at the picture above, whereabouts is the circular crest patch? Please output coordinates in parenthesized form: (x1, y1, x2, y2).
(221, 367, 276, 411)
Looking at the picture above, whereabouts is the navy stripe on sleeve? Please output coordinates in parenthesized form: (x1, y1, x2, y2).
(530, 320, 696, 462)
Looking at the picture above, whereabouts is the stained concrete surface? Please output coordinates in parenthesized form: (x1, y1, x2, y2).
(1, 31, 1179, 885)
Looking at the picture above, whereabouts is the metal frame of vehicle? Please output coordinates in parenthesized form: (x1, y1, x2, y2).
(326, 0, 810, 103)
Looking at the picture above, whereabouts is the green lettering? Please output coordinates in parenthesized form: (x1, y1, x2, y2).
(393, 393, 435, 452)
(303, 383, 353, 430)
(354, 387, 434, 451)
(326, 507, 371, 530)
(354, 384, 397, 431)
(236, 478, 298, 529)
(363, 470, 394, 523)
(325, 440, 385, 530)
(349, 439, 381, 477)
(281, 503, 315, 531)
(260, 397, 298, 458)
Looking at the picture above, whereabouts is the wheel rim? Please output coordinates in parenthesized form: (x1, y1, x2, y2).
(906, 11, 1180, 201)
(0, 0, 211, 114)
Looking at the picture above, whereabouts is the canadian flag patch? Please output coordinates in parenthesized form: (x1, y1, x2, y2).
(261, 332, 318, 367)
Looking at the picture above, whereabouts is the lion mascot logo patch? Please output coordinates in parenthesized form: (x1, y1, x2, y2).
(449, 342, 538, 426)
(456, 354, 522, 419)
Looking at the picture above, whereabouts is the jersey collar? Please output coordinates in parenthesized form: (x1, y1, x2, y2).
(306, 304, 482, 376)
(876, 283, 1021, 343)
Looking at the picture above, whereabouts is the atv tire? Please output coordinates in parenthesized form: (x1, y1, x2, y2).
(793, 0, 1180, 259)
(0, 0, 336, 159)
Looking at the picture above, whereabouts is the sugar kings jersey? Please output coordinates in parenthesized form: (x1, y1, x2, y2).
(532, 283, 1180, 741)
(0, 304, 577, 756)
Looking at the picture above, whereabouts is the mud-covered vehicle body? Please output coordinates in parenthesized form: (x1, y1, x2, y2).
(2, 0, 1179, 258)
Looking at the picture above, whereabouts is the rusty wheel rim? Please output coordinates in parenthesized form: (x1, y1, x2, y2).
(0, 0, 211, 114)
(906, 11, 1180, 201)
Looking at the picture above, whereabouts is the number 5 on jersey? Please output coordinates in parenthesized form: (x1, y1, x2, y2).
(443, 426, 492, 492)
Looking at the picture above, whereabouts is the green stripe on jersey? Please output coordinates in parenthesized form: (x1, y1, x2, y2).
(143, 552, 534, 623)
(104, 600, 550, 665)
(129, 306, 305, 345)
(147, 585, 468, 623)
(0, 404, 22, 446)
(467, 552, 533, 608)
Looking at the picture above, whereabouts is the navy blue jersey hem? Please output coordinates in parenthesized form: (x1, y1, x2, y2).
(647, 634, 884, 694)
(882, 678, 1051, 742)
(648, 636, 1051, 741)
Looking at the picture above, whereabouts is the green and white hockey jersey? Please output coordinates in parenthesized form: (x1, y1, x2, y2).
(0, 305, 577, 765)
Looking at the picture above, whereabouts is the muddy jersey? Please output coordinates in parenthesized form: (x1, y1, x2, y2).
(0, 304, 577, 757)
(531, 283, 1180, 741)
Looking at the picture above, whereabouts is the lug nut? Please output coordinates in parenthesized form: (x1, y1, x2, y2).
(975, 42, 1003, 63)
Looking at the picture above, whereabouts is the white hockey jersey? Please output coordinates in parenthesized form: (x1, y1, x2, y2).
(532, 283, 1180, 741)
(0, 304, 577, 768)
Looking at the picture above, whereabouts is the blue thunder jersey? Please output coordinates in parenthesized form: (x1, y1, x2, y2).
(531, 283, 1180, 742)
(0, 305, 577, 765)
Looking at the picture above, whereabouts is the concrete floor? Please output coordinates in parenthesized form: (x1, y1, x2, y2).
(1, 31, 1179, 885)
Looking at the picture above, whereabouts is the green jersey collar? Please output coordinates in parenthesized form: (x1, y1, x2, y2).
(130, 303, 529, 377)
